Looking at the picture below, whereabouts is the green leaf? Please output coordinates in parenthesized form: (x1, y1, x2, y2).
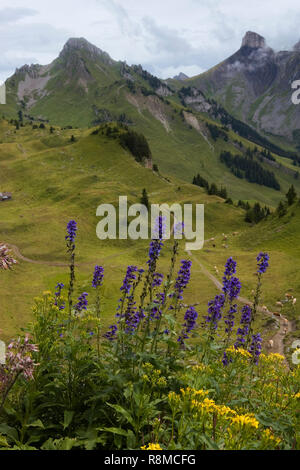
(106, 403, 134, 426)
(0, 435, 9, 448)
(27, 419, 45, 429)
(63, 410, 74, 430)
(101, 427, 128, 437)
(0, 423, 19, 442)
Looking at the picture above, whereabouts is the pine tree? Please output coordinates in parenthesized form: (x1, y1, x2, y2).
(286, 185, 297, 206)
(276, 201, 287, 217)
(141, 189, 150, 209)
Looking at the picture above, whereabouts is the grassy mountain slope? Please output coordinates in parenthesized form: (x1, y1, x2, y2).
(2, 38, 300, 209)
(0, 120, 299, 352)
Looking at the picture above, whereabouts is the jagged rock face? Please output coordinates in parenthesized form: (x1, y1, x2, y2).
(15, 64, 44, 80)
(180, 87, 212, 112)
(156, 85, 173, 97)
(59, 37, 114, 65)
(294, 40, 300, 51)
(173, 72, 189, 81)
(188, 31, 300, 148)
(242, 31, 266, 49)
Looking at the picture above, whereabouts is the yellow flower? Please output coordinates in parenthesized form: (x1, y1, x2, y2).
(168, 391, 181, 405)
(141, 443, 162, 450)
(230, 414, 259, 430)
(180, 387, 209, 399)
(262, 429, 281, 446)
(226, 346, 251, 359)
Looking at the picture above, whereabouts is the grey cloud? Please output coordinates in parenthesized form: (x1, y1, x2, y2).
(0, 22, 71, 81)
(99, 0, 141, 37)
(0, 7, 38, 24)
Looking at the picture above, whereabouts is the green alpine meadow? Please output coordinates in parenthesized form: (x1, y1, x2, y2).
(0, 2, 299, 452)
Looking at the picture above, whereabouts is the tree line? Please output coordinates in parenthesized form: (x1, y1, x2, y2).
(220, 150, 280, 190)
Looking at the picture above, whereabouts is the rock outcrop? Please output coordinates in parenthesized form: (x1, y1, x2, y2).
(241, 31, 266, 49)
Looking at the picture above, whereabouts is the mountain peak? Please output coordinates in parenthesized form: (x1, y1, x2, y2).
(241, 31, 266, 49)
(60, 37, 114, 64)
(173, 72, 189, 81)
(294, 40, 300, 51)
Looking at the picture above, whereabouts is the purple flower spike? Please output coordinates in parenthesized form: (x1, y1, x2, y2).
(224, 304, 237, 334)
(92, 265, 104, 288)
(257, 252, 269, 274)
(248, 333, 262, 364)
(178, 306, 198, 345)
(222, 351, 233, 367)
(152, 273, 164, 288)
(65, 220, 77, 245)
(205, 294, 225, 330)
(75, 292, 88, 312)
(104, 324, 118, 341)
(147, 215, 166, 269)
(54, 283, 65, 310)
(235, 305, 252, 349)
(174, 260, 192, 299)
(120, 266, 138, 294)
(224, 257, 237, 277)
(223, 276, 241, 301)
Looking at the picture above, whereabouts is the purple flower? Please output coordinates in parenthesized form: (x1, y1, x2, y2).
(152, 273, 164, 288)
(104, 324, 118, 341)
(149, 293, 165, 321)
(147, 216, 165, 269)
(224, 304, 237, 334)
(65, 220, 77, 246)
(257, 252, 269, 274)
(235, 305, 252, 349)
(248, 333, 262, 364)
(178, 306, 198, 345)
(205, 294, 225, 330)
(224, 257, 237, 277)
(223, 276, 241, 302)
(222, 351, 233, 367)
(75, 292, 88, 312)
(120, 266, 138, 294)
(92, 265, 104, 288)
(54, 283, 65, 310)
(174, 260, 192, 299)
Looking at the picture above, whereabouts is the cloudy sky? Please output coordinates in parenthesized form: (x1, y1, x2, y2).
(1, 0, 300, 82)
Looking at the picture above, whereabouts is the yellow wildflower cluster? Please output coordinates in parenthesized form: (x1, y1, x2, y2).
(226, 346, 252, 359)
(190, 397, 237, 418)
(262, 429, 281, 446)
(141, 443, 162, 450)
(260, 353, 285, 365)
(142, 364, 167, 388)
(191, 364, 212, 373)
(230, 414, 259, 430)
(168, 391, 181, 407)
(180, 387, 209, 400)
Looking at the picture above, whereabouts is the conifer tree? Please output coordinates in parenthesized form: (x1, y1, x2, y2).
(286, 185, 297, 206)
(141, 188, 150, 209)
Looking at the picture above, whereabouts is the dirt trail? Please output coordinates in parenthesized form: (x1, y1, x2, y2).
(6, 244, 120, 268)
(187, 249, 293, 360)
